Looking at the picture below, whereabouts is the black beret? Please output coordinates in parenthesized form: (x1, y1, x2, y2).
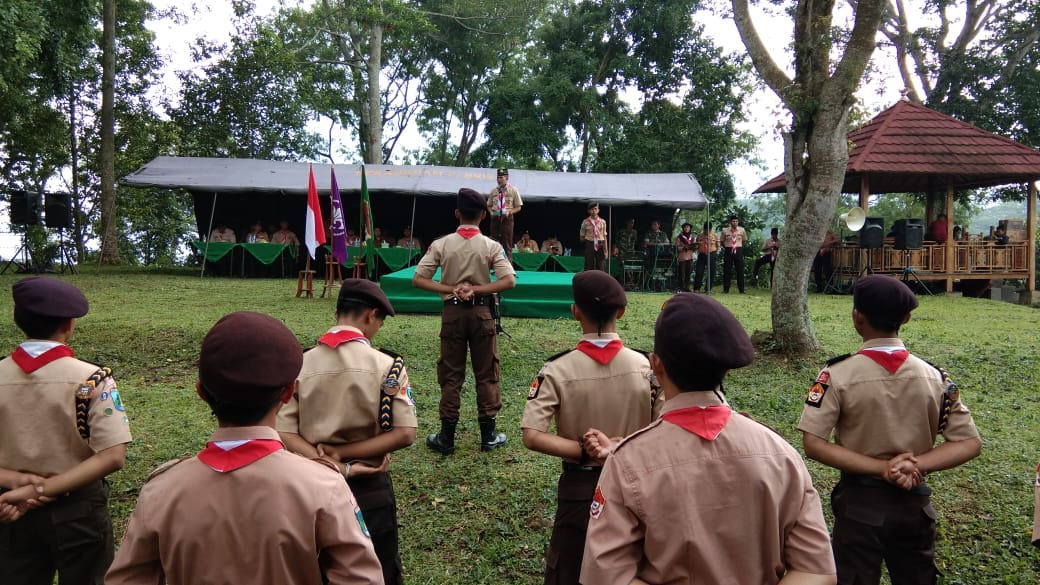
(573, 270, 627, 311)
(457, 188, 486, 215)
(654, 294, 754, 370)
(337, 278, 395, 317)
(12, 277, 88, 318)
(497, 168, 509, 177)
(199, 312, 303, 405)
(853, 275, 918, 325)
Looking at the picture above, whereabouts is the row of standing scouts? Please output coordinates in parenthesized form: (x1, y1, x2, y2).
(0, 185, 1030, 585)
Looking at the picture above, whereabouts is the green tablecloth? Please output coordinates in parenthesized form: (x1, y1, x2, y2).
(380, 267, 574, 319)
(240, 242, 293, 265)
(512, 252, 550, 272)
(551, 256, 585, 273)
(192, 241, 237, 262)
(376, 247, 421, 271)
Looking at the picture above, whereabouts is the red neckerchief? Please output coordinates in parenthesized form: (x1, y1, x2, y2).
(576, 339, 623, 365)
(497, 186, 506, 212)
(857, 348, 910, 374)
(318, 329, 369, 348)
(457, 227, 480, 239)
(662, 405, 732, 441)
(198, 439, 283, 473)
(11, 345, 75, 374)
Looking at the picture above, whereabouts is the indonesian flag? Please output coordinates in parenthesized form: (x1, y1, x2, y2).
(305, 164, 326, 259)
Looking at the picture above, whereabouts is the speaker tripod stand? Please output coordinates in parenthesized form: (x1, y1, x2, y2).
(0, 233, 38, 276)
(900, 249, 933, 295)
(57, 227, 76, 274)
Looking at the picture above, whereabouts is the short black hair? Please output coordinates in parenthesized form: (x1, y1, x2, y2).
(13, 306, 67, 340)
(587, 201, 600, 211)
(199, 383, 284, 426)
(575, 301, 619, 331)
(770, 227, 779, 236)
(653, 340, 726, 392)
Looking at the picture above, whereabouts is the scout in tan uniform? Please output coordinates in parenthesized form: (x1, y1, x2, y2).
(578, 201, 608, 272)
(0, 276, 131, 585)
(278, 279, 417, 585)
(414, 187, 517, 453)
(581, 294, 836, 585)
(798, 275, 982, 585)
(106, 312, 383, 585)
(520, 270, 662, 585)
(487, 168, 523, 259)
(1034, 461, 1040, 548)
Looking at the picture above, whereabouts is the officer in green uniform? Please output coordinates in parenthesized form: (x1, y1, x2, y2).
(0, 277, 131, 585)
(414, 188, 517, 453)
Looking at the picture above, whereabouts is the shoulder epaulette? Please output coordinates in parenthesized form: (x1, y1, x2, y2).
(76, 367, 114, 440)
(527, 349, 573, 400)
(378, 349, 405, 432)
(826, 353, 853, 366)
(146, 457, 189, 482)
(922, 359, 960, 432)
(630, 349, 661, 406)
(611, 419, 664, 454)
(544, 348, 573, 363)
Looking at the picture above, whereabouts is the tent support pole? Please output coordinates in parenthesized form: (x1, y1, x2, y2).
(201, 193, 218, 278)
(705, 195, 711, 296)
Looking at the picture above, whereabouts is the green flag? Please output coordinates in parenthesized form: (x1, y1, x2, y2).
(361, 165, 375, 277)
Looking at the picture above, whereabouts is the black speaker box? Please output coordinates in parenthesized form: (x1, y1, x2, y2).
(894, 218, 924, 250)
(858, 217, 884, 249)
(45, 192, 73, 229)
(10, 190, 41, 226)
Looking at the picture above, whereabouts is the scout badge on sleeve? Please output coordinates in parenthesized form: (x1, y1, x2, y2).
(76, 367, 114, 439)
(805, 370, 829, 408)
(590, 486, 606, 519)
(379, 353, 405, 432)
(931, 363, 960, 433)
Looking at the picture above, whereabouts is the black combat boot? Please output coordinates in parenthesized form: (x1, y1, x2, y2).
(478, 416, 508, 452)
(426, 418, 457, 455)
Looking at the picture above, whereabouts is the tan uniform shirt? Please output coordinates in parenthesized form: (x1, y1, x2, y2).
(106, 426, 384, 585)
(675, 233, 695, 261)
(271, 229, 300, 246)
(721, 225, 747, 249)
(0, 346, 131, 476)
(696, 231, 719, 254)
(209, 228, 237, 243)
(581, 392, 835, 584)
(578, 217, 607, 243)
(487, 184, 522, 215)
(521, 335, 663, 457)
(276, 326, 418, 467)
(415, 226, 516, 300)
(798, 338, 980, 459)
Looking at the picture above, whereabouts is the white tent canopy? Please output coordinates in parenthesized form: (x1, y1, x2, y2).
(122, 157, 706, 209)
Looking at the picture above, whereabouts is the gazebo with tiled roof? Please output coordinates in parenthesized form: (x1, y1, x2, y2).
(755, 99, 1040, 296)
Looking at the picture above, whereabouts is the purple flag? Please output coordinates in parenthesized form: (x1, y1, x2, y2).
(330, 168, 348, 264)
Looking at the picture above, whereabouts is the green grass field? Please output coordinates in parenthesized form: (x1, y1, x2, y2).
(1, 269, 1037, 583)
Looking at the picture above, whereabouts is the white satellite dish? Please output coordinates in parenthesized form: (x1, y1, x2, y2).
(839, 207, 866, 231)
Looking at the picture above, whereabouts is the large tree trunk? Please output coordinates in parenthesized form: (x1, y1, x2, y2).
(99, 0, 120, 264)
(363, 22, 383, 164)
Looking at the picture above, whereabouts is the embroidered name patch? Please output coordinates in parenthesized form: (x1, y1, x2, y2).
(528, 376, 542, 400)
(805, 383, 828, 408)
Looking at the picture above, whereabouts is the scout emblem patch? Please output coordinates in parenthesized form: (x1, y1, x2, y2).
(379, 355, 405, 432)
(590, 486, 606, 519)
(805, 377, 828, 408)
(528, 376, 542, 399)
(931, 364, 960, 433)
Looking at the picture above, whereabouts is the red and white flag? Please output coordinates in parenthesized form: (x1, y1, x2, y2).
(304, 164, 326, 259)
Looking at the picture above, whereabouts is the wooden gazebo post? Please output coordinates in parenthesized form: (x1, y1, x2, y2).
(944, 186, 955, 293)
(1028, 180, 1038, 302)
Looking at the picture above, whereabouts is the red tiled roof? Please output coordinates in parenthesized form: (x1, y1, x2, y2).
(755, 100, 1040, 193)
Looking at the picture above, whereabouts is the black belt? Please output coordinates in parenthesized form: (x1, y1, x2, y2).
(445, 295, 494, 307)
(840, 472, 932, 496)
(562, 462, 602, 472)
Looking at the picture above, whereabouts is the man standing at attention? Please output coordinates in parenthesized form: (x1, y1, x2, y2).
(721, 214, 747, 293)
(488, 168, 522, 260)
(579, 201, 607, 272)
(521, 270, 662, 585)
(580, 293, 836, 585)
(798, 275, 981, 584)
(277, 280, 417, 585)
(414, 188, 517, 454)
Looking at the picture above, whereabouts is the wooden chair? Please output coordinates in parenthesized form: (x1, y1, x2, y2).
(296, 257, 316, 298)
(322, 255, 344, 298)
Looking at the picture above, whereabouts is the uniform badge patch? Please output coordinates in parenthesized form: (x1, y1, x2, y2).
(527, 376, 542, 400)
(805, 383, 828, 407)
(590, 486, 605, 519)
(110, 388, 126, 412)
(404, 387, 415, 406)
(816, 370, 830, 384)
(355, 505, 371, 538)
